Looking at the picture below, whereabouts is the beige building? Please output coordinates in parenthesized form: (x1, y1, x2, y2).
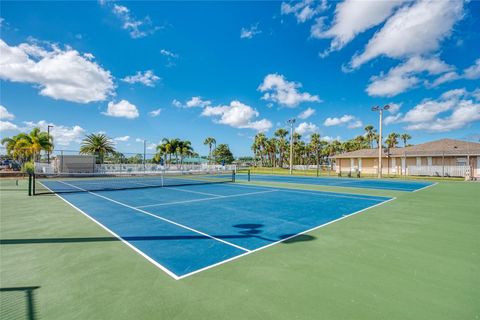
(333, 139, 480, 178)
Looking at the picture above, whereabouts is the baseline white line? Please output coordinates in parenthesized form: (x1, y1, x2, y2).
(165, 186, 223, 197)
(57, 181, 251, 254)
(136, 190, 278, 209)
(412, 182, 438, 192)
(224, 183, 390, 201)
(177, 196, 397, 279)
(37, 181, 181, 280)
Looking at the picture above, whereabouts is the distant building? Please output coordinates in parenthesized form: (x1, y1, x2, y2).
(333, 139, 480, 178)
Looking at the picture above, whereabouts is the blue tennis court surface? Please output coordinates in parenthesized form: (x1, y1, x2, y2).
(45, 181, 393, 279)
(237, 174, 433, 192)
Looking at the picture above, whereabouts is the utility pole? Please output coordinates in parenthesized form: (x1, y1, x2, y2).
(143, 139, 146, 172)
(287, 118, 296, 175)
(47, 125, 53, 164)
(371, 105, 390, 178)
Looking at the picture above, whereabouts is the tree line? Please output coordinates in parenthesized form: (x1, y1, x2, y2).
(2, 125, 412, 167)
(1, 130, 235, 165)
(251, 126, 412, 167)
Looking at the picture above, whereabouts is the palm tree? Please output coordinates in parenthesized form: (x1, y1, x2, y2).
(310, 133, 321, 169)
(385, 132, 400, 148)
(203, 137, 216, 164)
(253, 133, 267, 166)
(1, 128, 53, 162)
(178, 140, 193, 164)
(274, 128, 288, 168)
(400, 133, 412, 147)
(80, 133, 115, 164)
(364, 125, 377, 148)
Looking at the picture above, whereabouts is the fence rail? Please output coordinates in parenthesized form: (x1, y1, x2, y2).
(407, 165, 470, 177)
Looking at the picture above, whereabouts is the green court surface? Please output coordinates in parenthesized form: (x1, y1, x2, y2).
(1, 178, 479, 319)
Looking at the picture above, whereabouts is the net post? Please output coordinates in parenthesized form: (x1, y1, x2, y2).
(248, 169, 251, 182)
(28, 173, 32, 196)
(32, 173, 36, 195)
(232, 170, 236, 182)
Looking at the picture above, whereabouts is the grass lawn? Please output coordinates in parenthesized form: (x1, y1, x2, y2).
(0, 177, 478, 319)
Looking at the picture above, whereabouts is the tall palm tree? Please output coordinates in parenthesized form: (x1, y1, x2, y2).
(203, 137, 216, 164)
(364, 125, 377, 148)
(274, 128, 288, 168)
(310, 133, 321, 169)
(253, 133, 267, 166)
(80, 133, 115, 164)
(400, 133, 412, 147)
(1, 128, 53, 162)
(178, 140, 193, 164)
(385, 132, 400, 148)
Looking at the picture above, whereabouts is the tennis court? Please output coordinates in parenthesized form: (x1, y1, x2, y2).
(238, 173, 434, 192)
(37, 175, 392, 279)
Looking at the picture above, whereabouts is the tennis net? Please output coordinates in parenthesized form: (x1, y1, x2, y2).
(29, 170, 235, 195)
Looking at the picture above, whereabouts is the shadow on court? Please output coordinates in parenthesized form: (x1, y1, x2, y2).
(1, 224, 316, 246)
(0, 286, 40, 320)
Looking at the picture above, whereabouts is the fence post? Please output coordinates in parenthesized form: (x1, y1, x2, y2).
(28, 174, 32, 196)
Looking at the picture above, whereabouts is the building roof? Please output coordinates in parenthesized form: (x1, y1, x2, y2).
(334, 139, 480, 158)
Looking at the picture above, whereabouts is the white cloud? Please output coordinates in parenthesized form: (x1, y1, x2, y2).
(384, 113, 403, 125)
(146, 143, 156, 150)
(186, 96, 211, 108)
(114, 135, 130, 142)
(135, 138, 143, 143)
(440, 88, 467, 100)
(0, 105, 15, 120)
(347, 120, 363, 129)
(160, 49, 178, 58)
(103, 100, 139, 119)
(240, 24, 261, 39)
(160, 49, 179, 67)
(201, 100, 272, 132)
(313, 0, 405, 55)
(429, 71, 460, 87)
(295, 122, 318, 135)
(298, 107, 315, 119)
(350, 0, 464, 69)
(322, 135, 341, 142)
(0, 121, 19, 132)
(387, 103, 401, 114)
(281, 0, 327, 23)
(112, 4, 160, 39)
(172, 99, 182, 108)
(405, 100, 480, 132)
(324, 114, 354, 126)
(258, 73, 320, 107)
(0, 39, 114, 103)
(394, 88, 480, 132)
(23, 120, 85, 146)
(148, 108, 162, 117)
(122, 70, 160, 87)
(473, 89, 480, 101)
(366, 56, 453, 97)
(464, 58, 480, 80)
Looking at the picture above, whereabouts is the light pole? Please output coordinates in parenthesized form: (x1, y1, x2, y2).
(143, 139, 146, 172)
(287, 118, 296, 175)
(371, 105, 390, 178)
(47, 125, 53, 164)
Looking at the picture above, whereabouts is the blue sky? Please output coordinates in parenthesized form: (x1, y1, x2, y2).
(1, 0, 479, 156)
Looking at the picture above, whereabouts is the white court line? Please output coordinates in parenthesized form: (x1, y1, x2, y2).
(57, 181, 251, 254)
(136, 189, 278, 209)
(223, 182, 390, 201)
(38, 181, 181, 280)
(164, 186, 223, 197)
(412, 182, 438, 192)
(177, 196, 397, 279)
(42, 180, 396, 280)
